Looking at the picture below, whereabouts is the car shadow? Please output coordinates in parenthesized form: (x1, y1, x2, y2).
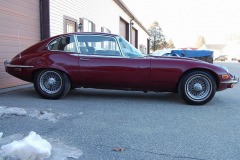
(67, 88, 183, 104)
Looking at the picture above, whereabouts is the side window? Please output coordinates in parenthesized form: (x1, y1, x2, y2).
(76, 36, 120, 56)
(101, 27, 112, 49)
(48, 36, 77, 52)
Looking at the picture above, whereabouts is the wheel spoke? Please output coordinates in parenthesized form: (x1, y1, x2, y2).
(39, 71, 62, 94)
(186, 75, 211, 100)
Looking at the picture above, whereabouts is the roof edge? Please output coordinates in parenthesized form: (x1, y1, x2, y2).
(114, 0, 150, 36)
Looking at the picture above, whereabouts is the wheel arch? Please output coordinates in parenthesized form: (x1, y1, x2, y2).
(174, 68, 220, 92)
(31, 68, 73, 87)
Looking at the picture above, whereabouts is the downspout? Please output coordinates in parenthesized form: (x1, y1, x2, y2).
(40, 0, 43, 40)
(130, 17, 134, 44)
(39, 0, 50, 40)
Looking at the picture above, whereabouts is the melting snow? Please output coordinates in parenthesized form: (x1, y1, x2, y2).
(47, 138, 83, 160)
(0, 106, 71, 123)
(0, 106, 27, 116)
(28, 110, 70, 123)
(0, 132, 83, 160)
(1, 131, 51, 160)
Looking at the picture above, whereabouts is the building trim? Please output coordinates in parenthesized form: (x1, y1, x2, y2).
(40, 0, 50, 40)
(114, 0, 150, 36)
(147, 38, 150, 54)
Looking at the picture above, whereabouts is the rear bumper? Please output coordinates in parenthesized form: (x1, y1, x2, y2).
(4, 60, 34, 68)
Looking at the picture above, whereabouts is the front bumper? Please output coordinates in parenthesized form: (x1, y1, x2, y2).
(221, 75, 239, 84)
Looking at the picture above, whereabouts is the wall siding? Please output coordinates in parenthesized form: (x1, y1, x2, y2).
(49, 0, 149, 49)
(0, 0, 40, 89)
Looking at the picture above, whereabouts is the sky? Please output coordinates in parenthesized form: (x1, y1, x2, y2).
(122, 0, 240, 48)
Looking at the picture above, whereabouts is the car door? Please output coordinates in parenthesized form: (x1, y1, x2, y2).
(76, 35, 139, 88)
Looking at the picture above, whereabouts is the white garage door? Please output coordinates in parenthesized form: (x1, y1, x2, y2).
(120, 18, 127, 40)
(0, 0, 40, 89)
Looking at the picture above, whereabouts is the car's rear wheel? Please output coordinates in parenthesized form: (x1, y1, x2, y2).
(178, 71, 216, 105)
(34, 70, 71, 99)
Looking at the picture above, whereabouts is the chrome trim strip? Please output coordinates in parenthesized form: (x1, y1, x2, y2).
(79, 54, 128, 59)
(221, 75, 239, 84)
(74, 35, 80, 53)
(4, 60, 34, 68)
(75, 34, 122, 54)
(113, 36, 124, 57)
(70, 54, 80, 57)
(115, 36, 125, 57)
(4, 64, 34, 68)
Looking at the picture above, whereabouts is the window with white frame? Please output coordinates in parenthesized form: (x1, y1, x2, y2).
(83, 19, 93, 32)
(64, 16, 77, 34)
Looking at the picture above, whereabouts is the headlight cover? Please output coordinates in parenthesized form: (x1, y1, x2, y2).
(214, 64, 229, 73)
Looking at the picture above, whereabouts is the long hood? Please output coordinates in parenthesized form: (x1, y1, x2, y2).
(149, 55, 207, 63)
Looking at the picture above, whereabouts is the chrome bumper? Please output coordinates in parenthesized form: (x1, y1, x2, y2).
(4, 60, 34, 68)
(221, 75, 239, 84)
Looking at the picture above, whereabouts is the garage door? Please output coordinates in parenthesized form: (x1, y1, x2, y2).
(132, 27, 136, 48)
(120, 18, 129, 41)
(0, 0, 40, 89)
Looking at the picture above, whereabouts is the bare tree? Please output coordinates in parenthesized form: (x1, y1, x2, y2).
(195, 35, 206, 48)
(148, 21, 165, 51)
(158, 40, 169, 50)
(168, 39, 175, 49)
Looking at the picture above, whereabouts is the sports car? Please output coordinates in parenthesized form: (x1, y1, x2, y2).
(4, 32, 239, 105)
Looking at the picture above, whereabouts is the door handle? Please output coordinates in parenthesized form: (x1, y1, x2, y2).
(80, 58, 89, 61)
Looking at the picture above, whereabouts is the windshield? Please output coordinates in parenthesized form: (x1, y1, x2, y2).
(118, 37, 144, 58)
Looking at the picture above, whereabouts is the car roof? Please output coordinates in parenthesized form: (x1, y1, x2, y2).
(58, 32, 120, 37)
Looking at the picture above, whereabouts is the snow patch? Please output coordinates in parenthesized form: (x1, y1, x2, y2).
(0, 106, 70, 123)
(47, 138, 83, 160)
(0, 133, 2, 139)
(28, 110, 70, 123)
(1, 131, 51, 160)
(0, 106, 27, 116)
(0, 132, 83, 160)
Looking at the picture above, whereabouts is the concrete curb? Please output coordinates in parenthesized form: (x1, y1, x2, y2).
(0, 83, 33, 94)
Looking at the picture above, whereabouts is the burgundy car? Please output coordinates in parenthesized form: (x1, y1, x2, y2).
(4, 32, 239, 105)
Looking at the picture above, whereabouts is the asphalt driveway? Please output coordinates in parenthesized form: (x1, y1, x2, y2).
(0, 62, 240, 159)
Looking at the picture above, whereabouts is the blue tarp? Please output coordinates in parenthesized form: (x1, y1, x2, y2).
(171, 50, 213, 58)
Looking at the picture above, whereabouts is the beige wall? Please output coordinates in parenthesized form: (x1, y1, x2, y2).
(0, 0, 40, 89)
(49, 0, 149, 50)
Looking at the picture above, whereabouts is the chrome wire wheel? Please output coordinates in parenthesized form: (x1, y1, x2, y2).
(185, 74, 212, 101)
(39, 71, 63, 94)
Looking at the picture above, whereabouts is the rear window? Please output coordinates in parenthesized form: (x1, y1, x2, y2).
(48, 36, 77, 52)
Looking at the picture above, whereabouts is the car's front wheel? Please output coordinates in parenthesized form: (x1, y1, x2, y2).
(34, 70, 71, 99)
(178, 71, 216, 105)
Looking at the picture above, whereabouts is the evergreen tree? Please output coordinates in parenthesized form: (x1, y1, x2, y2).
(195, 35, 205, 48)
(148, 21, 165, 51)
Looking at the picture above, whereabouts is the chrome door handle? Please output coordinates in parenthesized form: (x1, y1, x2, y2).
(80, 58, 89, 61)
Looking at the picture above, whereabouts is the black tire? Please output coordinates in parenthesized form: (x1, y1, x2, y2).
(34, 69, 71, 99)
(178, 71, 216, 105)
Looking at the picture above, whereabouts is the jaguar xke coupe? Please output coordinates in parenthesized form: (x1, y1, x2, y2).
(4, 32, 239, 105)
